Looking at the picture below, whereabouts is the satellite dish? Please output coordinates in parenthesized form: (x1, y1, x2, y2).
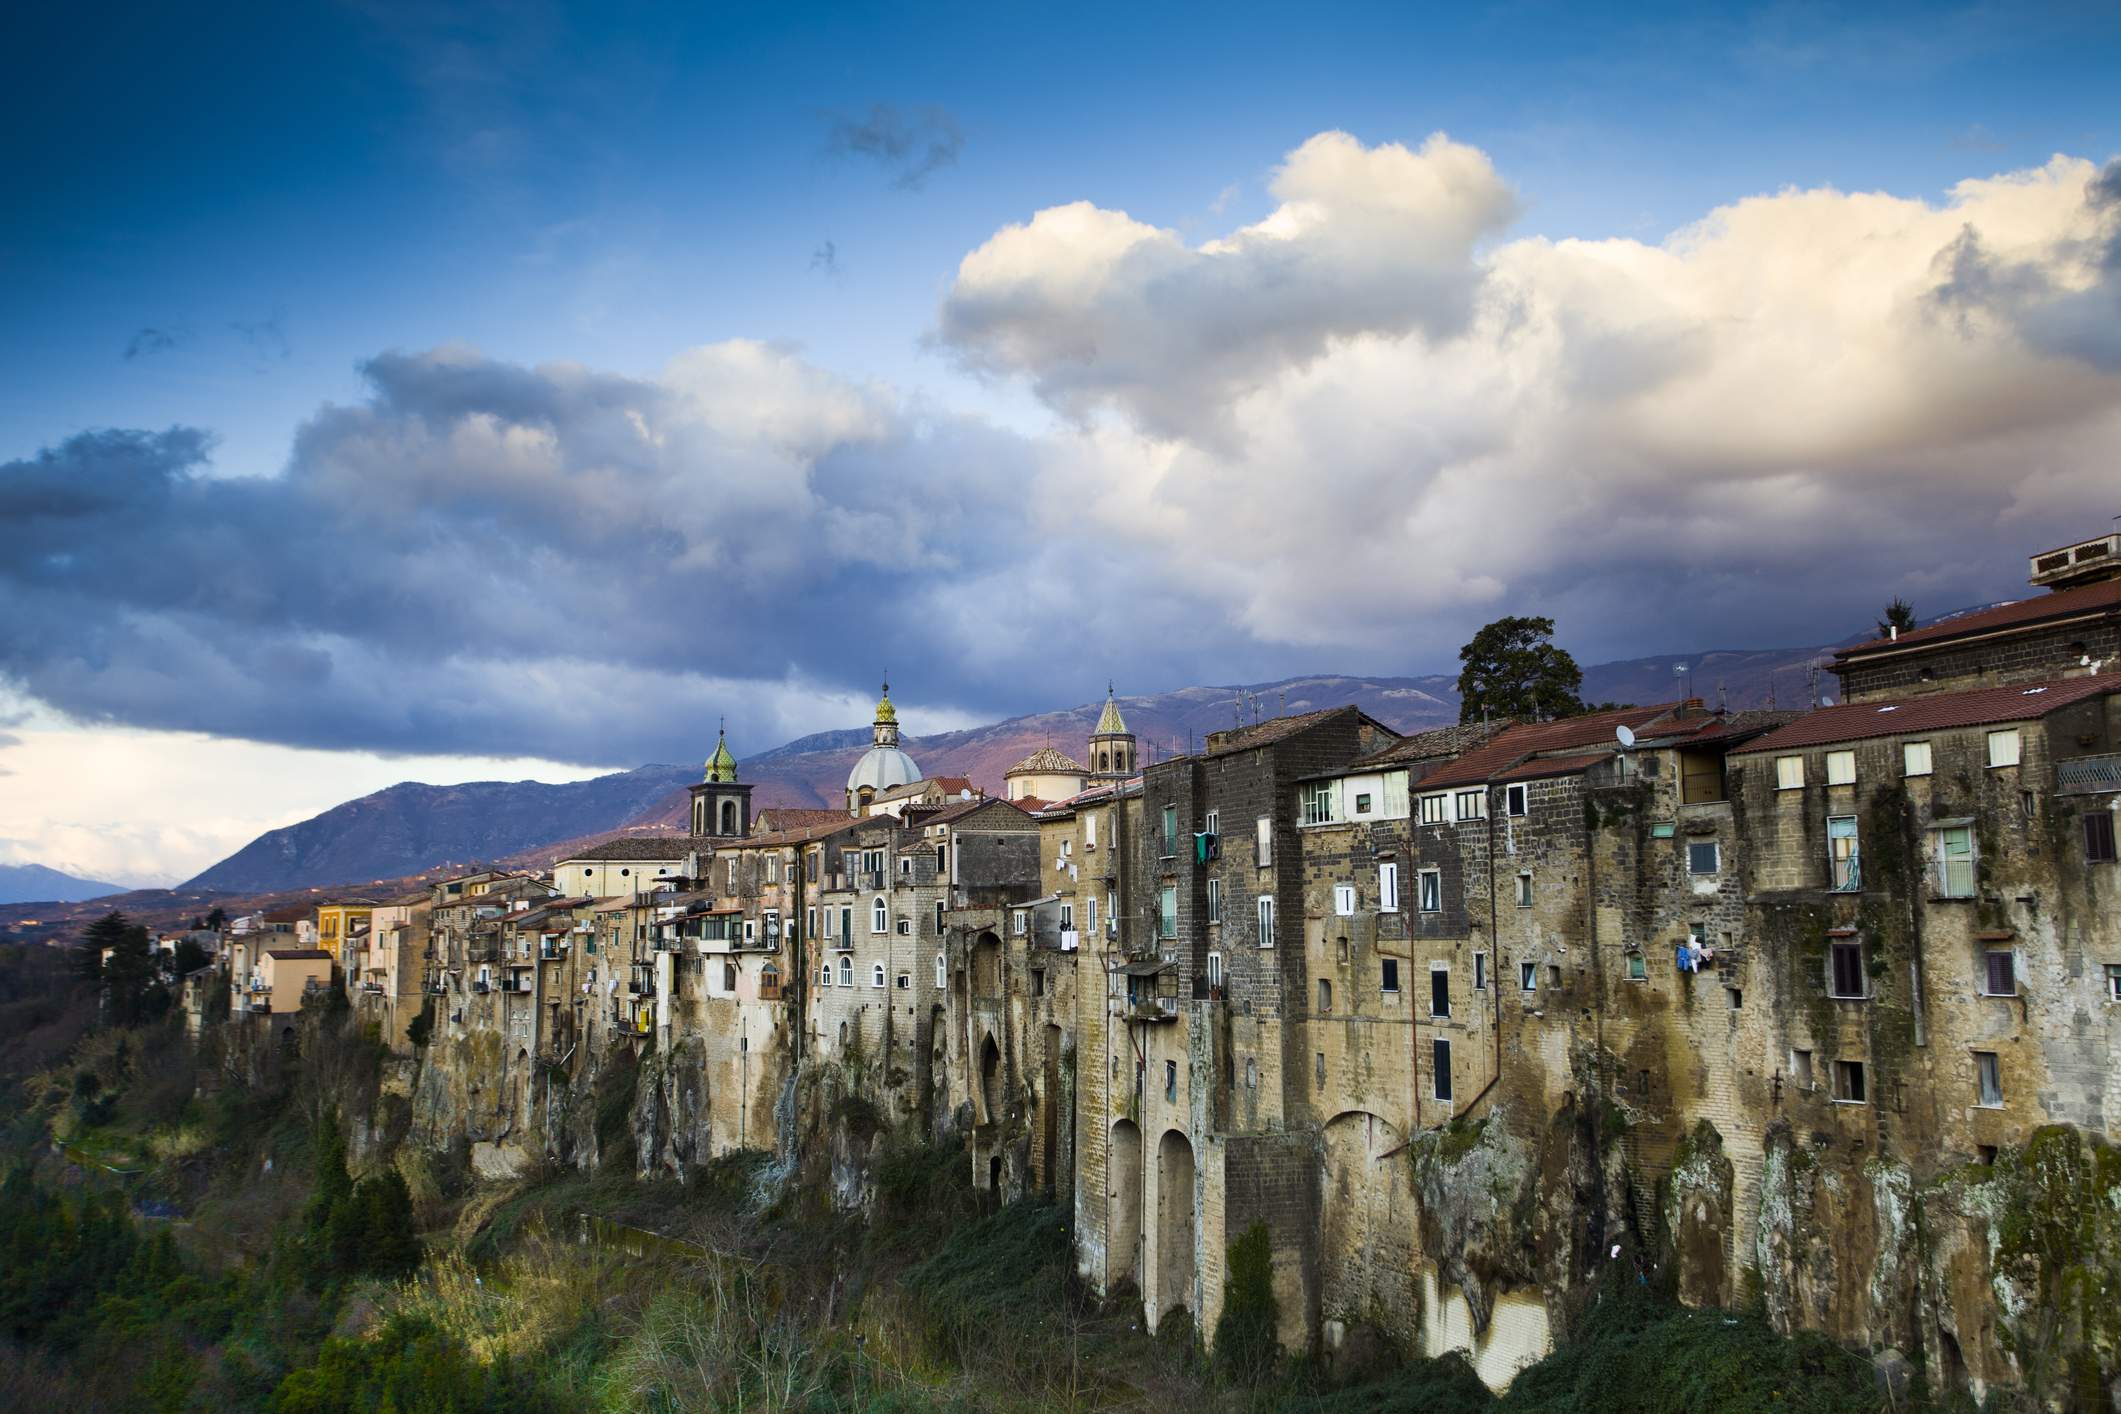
(960, 788, 973, 801)
(1820, 697, 1835, 707)
(1615, 725, 1636, 748)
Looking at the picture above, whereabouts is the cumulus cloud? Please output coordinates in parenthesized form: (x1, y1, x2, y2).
(938, 131, 1516, 440)
(822, 103, 963, 190)
(940, 135, 2121, 663)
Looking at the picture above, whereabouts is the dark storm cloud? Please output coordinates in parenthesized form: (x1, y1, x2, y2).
(822, 104, 963, 190)
(0, 345, 1253, 765)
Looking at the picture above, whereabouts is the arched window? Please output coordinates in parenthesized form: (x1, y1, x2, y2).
(838, 956, 853, 987)
(872, 897, 887, 934)
(872, 963, 886, 988)
(720, 800, 737, 835)
(819, 963, 832, 986)
(935, 952, 947, 990)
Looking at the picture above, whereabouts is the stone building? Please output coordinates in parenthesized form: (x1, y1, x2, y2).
(354, 888, 432, 1051)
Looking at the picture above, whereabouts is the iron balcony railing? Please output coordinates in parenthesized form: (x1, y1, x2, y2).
(2056, 753, 2121, 795)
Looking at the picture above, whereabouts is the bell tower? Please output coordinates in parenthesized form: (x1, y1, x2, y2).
(1087, 683, 1136, 781)
(689, 722, 754, 838)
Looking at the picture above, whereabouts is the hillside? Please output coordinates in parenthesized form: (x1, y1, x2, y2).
(182, 764, 705, 893)
(0, 862, 133, 905)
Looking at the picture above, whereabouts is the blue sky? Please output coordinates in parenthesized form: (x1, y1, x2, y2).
(4, 0, 2120, 882)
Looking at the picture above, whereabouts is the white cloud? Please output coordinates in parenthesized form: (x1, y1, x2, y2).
(944, 137, 2121, 662)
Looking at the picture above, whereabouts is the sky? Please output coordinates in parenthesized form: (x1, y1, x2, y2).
(3, 0, 2120, 886)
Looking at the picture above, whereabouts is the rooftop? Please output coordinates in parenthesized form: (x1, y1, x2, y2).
(1734, 676, 2116, 754)
(560, 835, 701, 862)
(1417, 703, 1685, 790)
(1834, 576, 2121, 663)
(1201, 704, 1389, 759)
(1007, 746, 1086, 776)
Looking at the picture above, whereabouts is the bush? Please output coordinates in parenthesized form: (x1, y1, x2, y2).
(1214, 1220, 1281, 1386)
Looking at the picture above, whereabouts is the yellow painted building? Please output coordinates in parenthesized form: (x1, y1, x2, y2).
(314, 900, 376, 965)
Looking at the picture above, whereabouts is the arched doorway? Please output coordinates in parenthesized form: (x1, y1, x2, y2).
(1156, 1128, 1196, 1322)
(979, 1033, 1002, 1124)
(1109, 1119, 1142, 1290)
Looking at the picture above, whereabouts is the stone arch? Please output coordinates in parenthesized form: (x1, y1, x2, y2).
(1320, 1110, 1412, 1332)
(1108, 1118, 1143, 1290)
(979, 1032, 1002, 1124)
(1155, 1128, 1197, 1323)
(720, 799, 737, 835)
(972, 931, 1002, 997)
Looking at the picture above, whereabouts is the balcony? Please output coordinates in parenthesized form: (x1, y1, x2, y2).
(1127, 996, 1179, 1023)
(539, 940, 567, 960)
(2057, 753, 2121, 795)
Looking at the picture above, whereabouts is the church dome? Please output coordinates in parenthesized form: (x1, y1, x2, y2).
(847, 744, 922, 794)
(846, 678, 921, 805)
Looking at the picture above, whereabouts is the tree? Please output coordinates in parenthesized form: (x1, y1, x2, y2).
(1456, 615, 1586, 724)
(77, 912, 128, 987)
(204, 906, 227, 931)
(1878, 597, 1917, 638)
(172, 938, 209, 977)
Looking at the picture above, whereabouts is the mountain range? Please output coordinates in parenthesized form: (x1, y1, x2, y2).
(0, 862, 134, 905)
(173, 635, 1858, 897)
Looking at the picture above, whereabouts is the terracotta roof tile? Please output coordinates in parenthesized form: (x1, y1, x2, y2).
(1417, 703, 1685, 790)
(1835, 578, 2121, 661)
(1732, 677, 2116, 754)
(1201, 705, 1389, 759)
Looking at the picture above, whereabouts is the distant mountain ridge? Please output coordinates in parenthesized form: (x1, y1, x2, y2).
(179, 634, 1876, 895)
(0, 862, 133, 905)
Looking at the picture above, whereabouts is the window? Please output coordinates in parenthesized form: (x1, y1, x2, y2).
(1206, 878, 1222, 924)
(1520, 960, 1537, 992)
(1974, 1051, 2003, 1107)
(1204, 809, 1218, 837)
(839, 907, 852, 942)
(1256, 816, 1273, 867)
(1903, 741, 1933, 777)
(1164, 1060, 1177, 1102)
(1315, 1052, 1326, 1089)
(1031, 968, 1045, 997)
(1013, 910, 1028, 936)
(1775, 756, 1806, 790)
(1161, 806, 1178, 856)
(1107, 890, 1117, 931)
(1083, 814, 1096, 848)
(1982, 948, 2016, 997)
(1419, 793, 1450, 825)
(1159, 887, 1177, 939)
(1059, 902, 1075, 931)
(1505, 784, 1529, 817)
(1791, 1049, 1813, 1090)
(872, 898, 888, 934)
(896, 918, 912, 936)
(1827, 816, 1861, 891)
(1829, 939, 1866, 998)
(1455, 789, 1486, 820)
(727, 860, 738, 891)
(1430, 966, 1450, 1018)
(1302, 784, 1335, 826)
(1317, 978, 1332, 1013)
(838, 957, 853, 987)
(1626, 951, 1647, 981)
(1256, 895, 1276, 948)
(1418, 869, 1442, 914)
(1987, 729, 2021, 768)
(1333, 883, 1356, 916)
(2084, 812, 2117, 863)
(1473, 952, 1487, 991)
(1832, 1059, 1867, 1104)
(934, 900, 946, 935)
(872, 963, 886, 988)
(807, 906, 817, 938)
(2107, 964, 2121, 1002)
(1381, 958, 1400, 994)
(936, 843, 949, 875)
(1086, 896, 1098, 932)
(1687, 841, 1721, 875)
(1207, 951, 1224, 989)
(820, 963, 833, 986)
(1515, 871, 1533, 907)
(935, 952, 947, 990)
(1825, 750, 1856, 786)
(1353, 792, 1373, 814)
(1432, 1039, 1452, 1102)
(1933, 825, 1975, 897)
(1379, 862, 1400, 911)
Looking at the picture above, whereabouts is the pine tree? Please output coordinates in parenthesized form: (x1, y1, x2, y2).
(77, 912, 129, 988)
(1877, 596, 1917, 638)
